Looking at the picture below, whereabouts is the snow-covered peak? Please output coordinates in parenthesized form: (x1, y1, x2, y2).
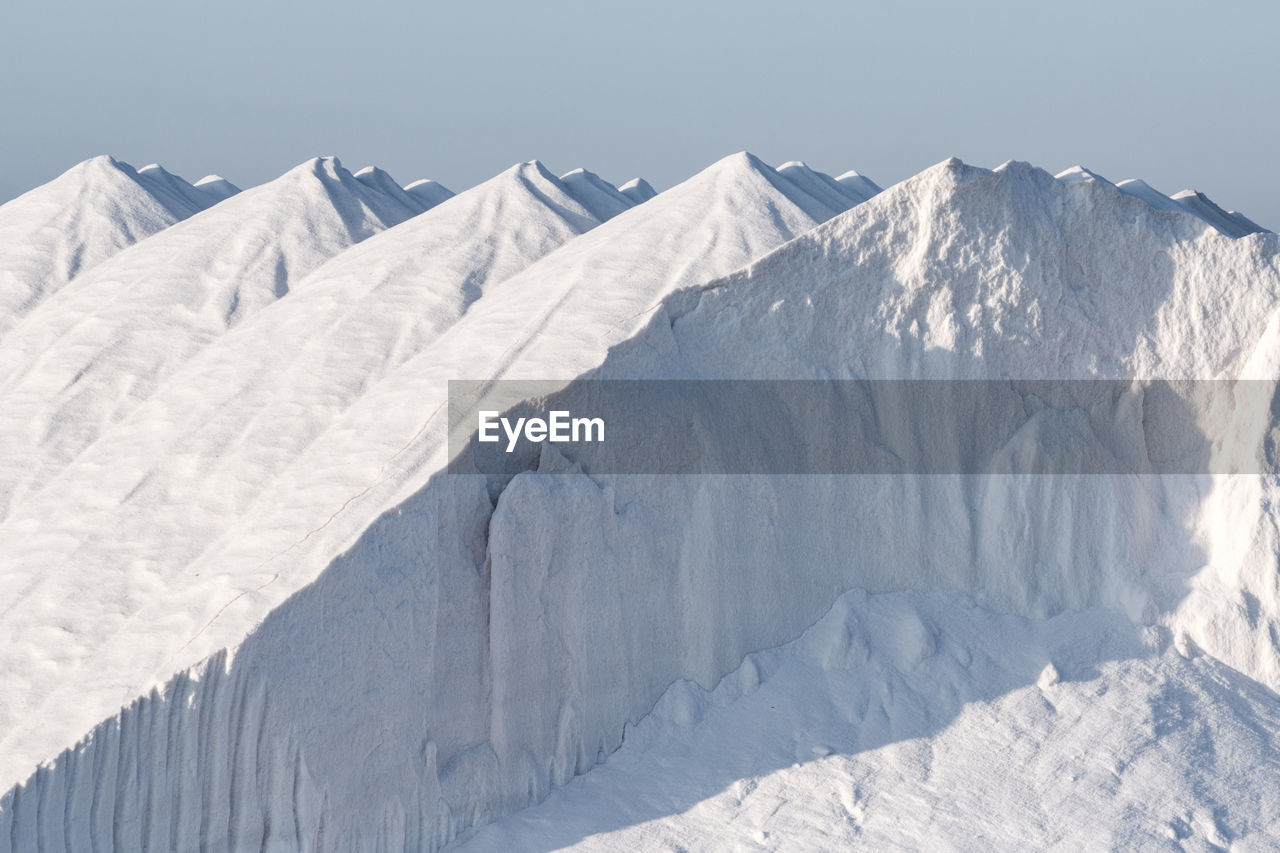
(403, 177, 455, 208)
(1112, 177, 1185, 215)
(0, 153, 432, 525)
(1054, 166, 1267, 238)
(353, 165, 434, 212)
(134, 162, 218, 212)
(192, 174, 241, 202)
(1055, 165, 1112, 185)
(618, 176, 657, 203)
(835, 168, 884, 198)
(1170, 188, 1268, 238)
(0, 155, 220, 338)
(777, 159, 880, 210)
(557, 166, 635, 221)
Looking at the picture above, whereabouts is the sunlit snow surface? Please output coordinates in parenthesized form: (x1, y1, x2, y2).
(455, 590, 1280, 851)
(0, 151, 1278, 851)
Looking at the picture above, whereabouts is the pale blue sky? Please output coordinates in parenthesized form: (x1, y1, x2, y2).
(1, 0, 1275, 228)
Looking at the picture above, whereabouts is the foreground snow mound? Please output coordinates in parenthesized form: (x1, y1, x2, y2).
(456, 589, 1280, 851)
(0, 153, 872, 813)
(0, 156, 230, 338)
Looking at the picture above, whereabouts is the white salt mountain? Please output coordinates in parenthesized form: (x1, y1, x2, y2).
(1171, 188, 1267, 238)
(0, 153, 874, 846)
(5, 154, 1279, 850)
(405, 178, 456, 208)
(354, 164, 442, 211)
(835, 168, 882, 199)
(0, 161, 632, 750)
(0, 155, 231, 338)
(1055, 165, 1269, 237)
(618, 176, 657, 204)
(0, 156, 434, 524)
(405, 159, 1280, 848)
(192, 173, 241, 202)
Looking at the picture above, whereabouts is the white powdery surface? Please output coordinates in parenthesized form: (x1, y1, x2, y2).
(5, 152, 1280, 851)
(0, 153, 867, 797)
(0, 156, 433, 522)
(0, 156, 231, 338)
(455, 590, 1280, 852)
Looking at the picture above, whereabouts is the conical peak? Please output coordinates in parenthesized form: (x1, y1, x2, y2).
(618, 177, 657, 203)
(1056, 165, 1112, 185)
(402, 178, 454, 209)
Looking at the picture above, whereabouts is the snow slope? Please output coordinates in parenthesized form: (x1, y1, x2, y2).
(0, 161, 627, 771)
(0, 156, 434, 522)
(3, 154, 1278, 851)
(0, 153, 868, 816)
(0, 156, 231, 338)
(455, 588, 1280, 851)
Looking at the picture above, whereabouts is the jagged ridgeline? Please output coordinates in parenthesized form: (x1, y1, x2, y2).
(0, 153, 1277, 850)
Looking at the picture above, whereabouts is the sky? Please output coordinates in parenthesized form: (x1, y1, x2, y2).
(0, 0, 1276, 228)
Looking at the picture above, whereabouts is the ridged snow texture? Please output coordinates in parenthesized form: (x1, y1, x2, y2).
(1, 152, 1278, 851)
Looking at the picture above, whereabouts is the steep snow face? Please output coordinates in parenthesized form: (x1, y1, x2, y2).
(0, 156, 225, 337)
(252, 157, 1274, 846)
(0, 153, 875, 826)
(22, 155, 1280, 851)
(0, 156, 427, 525)
(428, 163, 1280, 844)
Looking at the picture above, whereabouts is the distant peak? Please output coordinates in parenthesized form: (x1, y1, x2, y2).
(558, 166, 635, 220)
(702, 151, 775, 182)
(835, 170, 883, 196)
(1116, 178, 1160, 193)
(80, 153, 125, 171)
(992, 159, 1041, 177)
(508, 159, 556, 180)
(404, 178, 447, 192)
(289, 155, 345, 180)
(193, 175, 241, 202)
(72, 154, 136, 184)
(618, 177, 657, 203)
(403, 178, 455, 209)
(1055, 165, 1112, 185)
